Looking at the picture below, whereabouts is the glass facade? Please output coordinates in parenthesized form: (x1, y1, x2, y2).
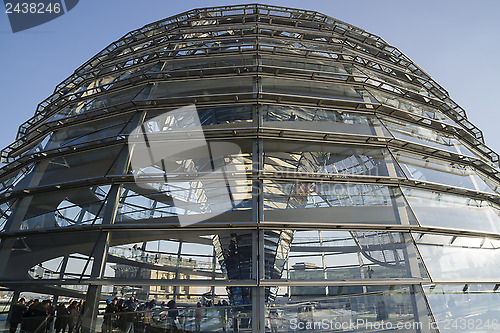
(0, 4, 499, 333)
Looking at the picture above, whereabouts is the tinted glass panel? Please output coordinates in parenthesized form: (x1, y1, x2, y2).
(417, 240, 500, 281)
(274, 230, 428, 282)
(402, 187, 500, 234)
(381, 116, 476, 157)
(424, 284, 500, 332)
(262, 105, 391, 137)
(269, 284, 437, 333)
(264, 181, 417, 225)
(393, 150, 495, 194)
(263, 142, 404, 177)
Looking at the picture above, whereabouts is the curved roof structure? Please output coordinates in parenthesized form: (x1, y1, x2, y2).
(1, 4, 500, 333)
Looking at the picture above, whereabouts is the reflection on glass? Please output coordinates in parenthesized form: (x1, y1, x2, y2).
(134, 77, 254, 101)
(417, 240, 500, 281)
(13, 145, 122, 191)
(100, 286, 253, 333)
(358, 66, 431, 98)
(28, 255, 93, 281)
(0, 164, 36, 197)
(116, 180, 252, 222)
(367, 88, 457, 126)
(424, 284, 500, 332)
(274, 230, 428, 282)
(147, 56, 256, 74)
(268, 284, 436, 332)
(402, 187, 500, 234)
(17, 185, 110, 230)
(261, 105, 391, 137)
(263, 181, 417, 225)
(380, 116, 476, 157)
(144, 105, 252, 130)
(393, 150, 496, 193)
(263, 142, 404, 177)
(262, 77, 378, 103)
(261, 56, 365, 81)
(0, 200, 15, 232)
(108, 241, 223, 280)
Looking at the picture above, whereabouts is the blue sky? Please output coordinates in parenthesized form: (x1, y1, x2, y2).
(0, 0, 499, 154)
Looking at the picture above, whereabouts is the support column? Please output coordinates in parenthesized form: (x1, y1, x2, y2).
(81, 111, 146, 333)
(252, 230, 265, 333)
(53, 255, 70, 305)
(6, 290, 20, 324)
(80, 183, 124, 333)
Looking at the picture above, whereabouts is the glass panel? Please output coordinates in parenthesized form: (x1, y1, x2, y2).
(261, 105, 391, 137)
(13, 145, 123, 190)
(380, 116, 476, 157)
(0, 163, 36, 197)
(58, 63, 155, 100)
(197, 106, 253, 127)
(21, 115, 133, 159)
(424, 284, 500, 332)
(107, 240, 224, 282)
(417, 237, 500, 281)
(414, 233, 499, 249)
(367, 88, 457, 126)
(50, 117, 130, 149)
(263, 141, 404, 177)
(29, 84, 144, 129)
(263, 181, 417, 225)
(393, 149, 496, 194)
(20, 186, 110, 230)
(29, 254, 94, 280)
(2, 229, 102, 285)
(260, 56, 365, 81)
(106, 229, 255, 284)
(262, 77, 378, 103)
(275, 230, 428, 282)
(134, 77, 254, 101)
(402, 187, 500, 234)
(144, 105, 253, 130)
(147, 55, 256, 73)
(127, 138, 253, 224)
(269, 284, 437, 332)
(91, 85, 146, 109)
(358, 66, 431, 98)
(115, 180, 253, 224)
(99, 284, 253, 333)
(100, 229, 257, 331)
(0, 199, 15, 232)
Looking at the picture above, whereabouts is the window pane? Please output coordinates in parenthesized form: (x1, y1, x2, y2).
(402, 187, 500, 234)
(380, 116, 476, 157)
(424, 284, 500, 332)
(263, 142, 404, 177)
(134, 77, 254, 101)
(274, 230, 428, 282)
(262, 105, 391, 137)
(417, 237, 500, 281)
(269, 284, 437, 333)
(261, 77, 378, 102)
(264, 181, 417, 225)
(393, 150, 496, 194)
(367, 88, 457, 126)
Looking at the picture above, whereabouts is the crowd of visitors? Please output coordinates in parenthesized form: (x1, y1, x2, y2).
(9, 298, 84, 333)
(9, 296, 232, 333)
